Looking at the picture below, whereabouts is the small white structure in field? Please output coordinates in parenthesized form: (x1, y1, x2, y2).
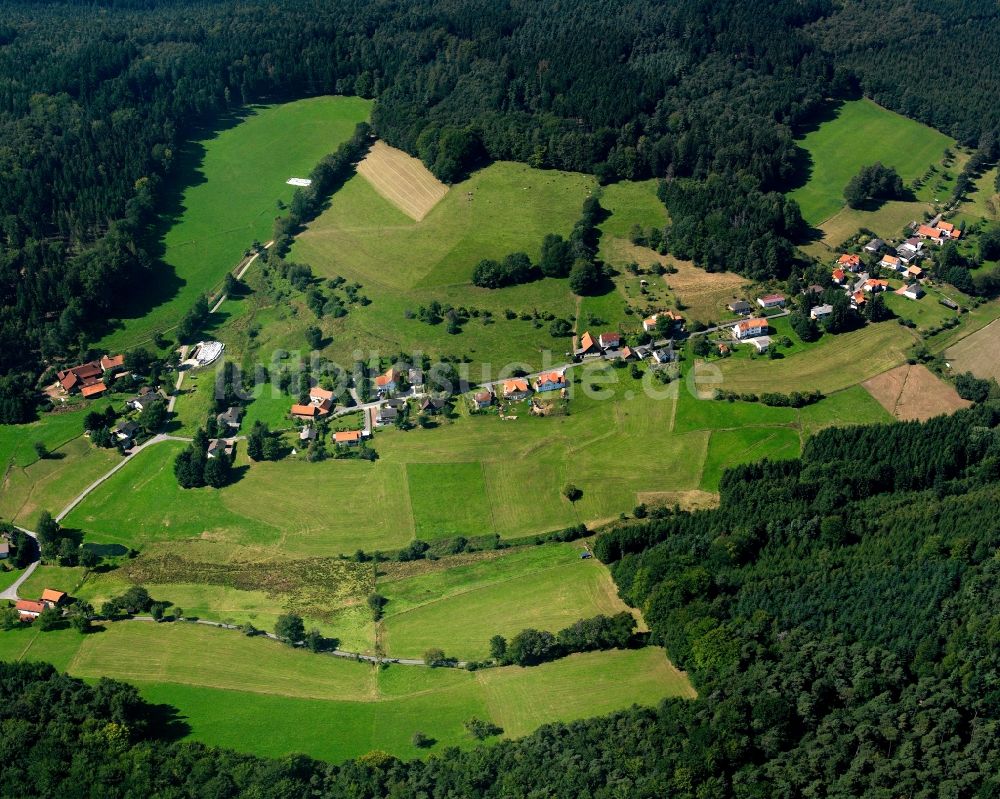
(189, 340, 225, 367)
(286, 178, 312, 187)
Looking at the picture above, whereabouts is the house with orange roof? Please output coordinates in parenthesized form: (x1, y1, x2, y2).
(375, 368, 401, 395)
(906, 265, 924, 279)
(502, 378, 531, 400)
(574, 331, 601, 359)
(290, 404, 322, 420)
(837, 253, 862, 271)
(40, 589, 66, 605)
(917, 224, 944, 244)
(879, 254, 902, 272)
(100, 353, 125, 371)
(851, 291, 866, 308)
(731, 318, 769, 340)
(832, 268, 846, 284)
(334, 430, 363, 446)
(864, 279, 889, 293)
(80, 382, 107, 399)
(533, 371, 566, 392)
(308, 386, 335, 414)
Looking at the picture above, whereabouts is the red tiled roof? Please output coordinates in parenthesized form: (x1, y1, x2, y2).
(375, 369, 400, 388)
(80, 382, 107, 398)
(503, 379, 529, 394)
(291, 404, 319, 418)
(16, 600, 45, 614)
(578, 331, 596, 351)
(598, 332, 621, 347)
(334, 430, 362, 443)
(917, 225, 942, 238)
(535, 371, 565, 385)
(40, 589, 66, 604)
(832, 268, 845, 280)
(735, 318, 768, 332)
(838, 254, 861, 266)
(100, 354, 125, 371)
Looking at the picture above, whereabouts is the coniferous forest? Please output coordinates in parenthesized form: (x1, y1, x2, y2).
(3, 405, 999, 797)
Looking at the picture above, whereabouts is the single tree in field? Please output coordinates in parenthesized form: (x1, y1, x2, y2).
(33, 441, 48, 459)
(423, 647, 448, 667)
(562, 483, 582, 503)
(489, 635, 508, 662)
(305, 325, 323, 350)
(275, 613, 305, 644)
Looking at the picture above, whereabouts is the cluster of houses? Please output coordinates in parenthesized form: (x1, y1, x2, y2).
(473, 370, 570, 409)
(55, 353, 125, 399)
(14, 588, 66, 622)
(833, 236, 930, 308)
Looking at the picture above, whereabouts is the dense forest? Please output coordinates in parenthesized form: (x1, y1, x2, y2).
(3, 404, 999, 797)
(3, 0, 1000, 406)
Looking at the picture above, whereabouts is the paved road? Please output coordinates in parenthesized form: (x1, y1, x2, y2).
(125, 616, 453, 667)
(166, 345, 189, 414)
(209, 241, 273, 314)
(0, 528, 39, 601)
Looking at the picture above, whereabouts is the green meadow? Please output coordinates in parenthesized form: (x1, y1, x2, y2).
(97, 95, 372, 352)
(379, 542, 635, 660)
(0, 622, 693, 763)
(790, 99, 954, 225)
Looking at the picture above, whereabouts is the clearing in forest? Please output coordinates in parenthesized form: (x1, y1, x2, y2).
(356, 141, 449, 221)
(862, 363, 971, 421)
(789, 98, 955, 226)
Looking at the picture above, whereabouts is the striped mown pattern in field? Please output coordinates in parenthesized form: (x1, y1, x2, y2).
(862, 364, 971, 421)
(356, 141, 449, 221)
(945, 317, 1000, 381)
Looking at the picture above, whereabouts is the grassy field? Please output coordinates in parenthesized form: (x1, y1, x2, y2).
(0, 434, 122, 528)
(944, 317, 1000, 380)
(0, 622, 693, 763)
(380, 542, 635, 660)
(0, 399, 113, 472)
(63, 351, 901, 560)
(711, 322, 916, 395)
(289, 162, 591, 379)
(96, 96, 372, 353)
(789, 99, 955, 226)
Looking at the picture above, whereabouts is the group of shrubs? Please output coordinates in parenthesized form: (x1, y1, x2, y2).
(713, 388, 824, 408)
(485, 612, 638, 667)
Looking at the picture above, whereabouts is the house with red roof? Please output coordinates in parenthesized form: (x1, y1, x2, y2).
(15, 600, 46, 621)
(756, 294, 786, 310)
(832, 268, 846, 284)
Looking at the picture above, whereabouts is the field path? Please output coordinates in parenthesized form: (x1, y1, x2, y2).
(0, 528, 39, 601)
